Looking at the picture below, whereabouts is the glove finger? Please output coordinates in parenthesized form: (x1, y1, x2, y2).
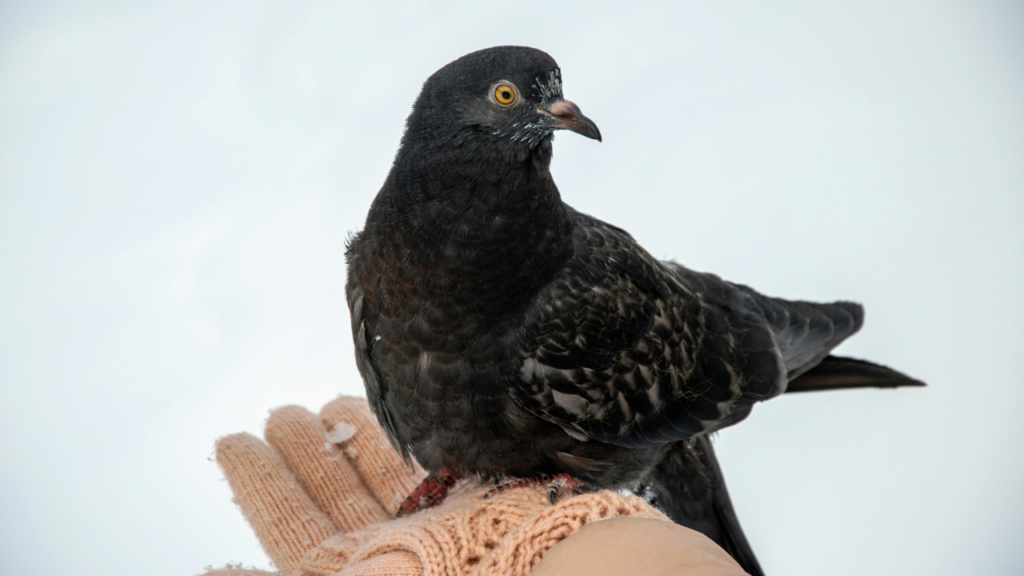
(320, 396, 425, 516)
(265, 405, 389, 532)
(215, 433, 338, 575)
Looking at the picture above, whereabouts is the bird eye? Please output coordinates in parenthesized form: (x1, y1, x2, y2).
(493, 83, 517, 106)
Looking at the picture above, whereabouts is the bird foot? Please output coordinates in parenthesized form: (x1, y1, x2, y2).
(397, 470, 461, 517)
(484, 473, 585, 505)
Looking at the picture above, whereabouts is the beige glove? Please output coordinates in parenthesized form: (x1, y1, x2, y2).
(203, 396, 747, 576)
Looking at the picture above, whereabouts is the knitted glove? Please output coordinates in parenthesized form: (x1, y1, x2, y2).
(203, 396, 746, 576)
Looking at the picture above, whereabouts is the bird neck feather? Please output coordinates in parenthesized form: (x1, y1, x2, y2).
(360, 142, 573, 328)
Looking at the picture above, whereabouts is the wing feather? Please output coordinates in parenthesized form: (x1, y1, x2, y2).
(514, 210, 866, 449)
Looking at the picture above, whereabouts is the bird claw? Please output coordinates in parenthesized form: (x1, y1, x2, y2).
(547, 483, 560, 505)
(548, 473, 585, 502)
(397, 470, 460, 517)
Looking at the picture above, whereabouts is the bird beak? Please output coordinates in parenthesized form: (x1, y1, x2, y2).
(538, 99, 602, 142)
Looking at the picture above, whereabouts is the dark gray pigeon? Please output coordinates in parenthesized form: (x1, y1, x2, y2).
(345, 46, 922, 574)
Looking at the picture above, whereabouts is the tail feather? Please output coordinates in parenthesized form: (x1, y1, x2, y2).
(786, 355, 926, 393)
(640, 437, 764, 576)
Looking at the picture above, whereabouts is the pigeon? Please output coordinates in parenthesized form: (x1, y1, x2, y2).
(345, 46, 922, 573)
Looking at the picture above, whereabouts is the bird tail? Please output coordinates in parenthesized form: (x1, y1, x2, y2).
(640, 437, 765, 576)
(785, 355, 926, 393)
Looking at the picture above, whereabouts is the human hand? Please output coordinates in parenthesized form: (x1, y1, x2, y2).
(205, 396, 424, 575)
(202, 396, 747, 576)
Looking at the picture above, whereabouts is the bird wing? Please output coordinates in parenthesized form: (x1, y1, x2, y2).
(346, 281, 412, 464)
(514, 210, 864, 449)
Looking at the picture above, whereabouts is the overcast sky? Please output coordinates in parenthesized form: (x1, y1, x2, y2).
(1, 1, 1022, 575)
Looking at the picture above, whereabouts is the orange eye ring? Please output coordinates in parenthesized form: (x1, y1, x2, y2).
(493, 83, 517, 105)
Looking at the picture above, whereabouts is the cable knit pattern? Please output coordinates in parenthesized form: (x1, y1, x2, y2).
(473, 489, 665, 576)
(297, 482, 667, 576)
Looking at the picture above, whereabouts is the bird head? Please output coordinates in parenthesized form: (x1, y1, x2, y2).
(400, 46, 601, 162)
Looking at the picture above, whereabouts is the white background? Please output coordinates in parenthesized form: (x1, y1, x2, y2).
(2, 1, 1022, 574)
